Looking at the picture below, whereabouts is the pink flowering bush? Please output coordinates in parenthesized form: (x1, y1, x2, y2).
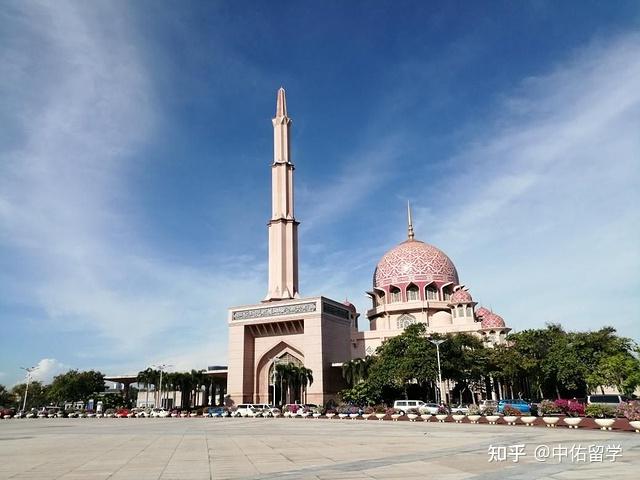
(555, 399, 585, 417)
(617, 400, 640, 421)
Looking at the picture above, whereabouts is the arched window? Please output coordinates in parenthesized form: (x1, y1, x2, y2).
(442, 285, 453, 301)
(457, 305, 464, 317)
(376, 291, 385, 306)
(407, 284, 419, 301)
(452, 308, 456, 318)
(425, 285, 438, 301)
(390, 287, 401, 303)
(466, 306, 473, 316)
(397, 313, 417, 329)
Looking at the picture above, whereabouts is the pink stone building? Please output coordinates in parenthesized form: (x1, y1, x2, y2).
(226, 89, 510, 406)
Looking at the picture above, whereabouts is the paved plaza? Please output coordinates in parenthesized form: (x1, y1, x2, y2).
(1, 418, 639, 480)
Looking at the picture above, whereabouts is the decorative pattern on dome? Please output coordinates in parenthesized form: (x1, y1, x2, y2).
(374, 240, 459, 288)
(450, 288, 472, 304)
(475, 306, 490, 319)
(481, 312, 506, 329)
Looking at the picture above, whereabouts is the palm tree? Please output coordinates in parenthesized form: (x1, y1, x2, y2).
(298, 367, 313, 404)
(189, 370, 206, 407)
(275, 363, 295, 405)
(163, 372, 178, 409)
(342, 356, 373, 387)
(137, 368, 155, 407)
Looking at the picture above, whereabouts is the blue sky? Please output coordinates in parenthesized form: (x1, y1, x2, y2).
(1, 1, 639, 386)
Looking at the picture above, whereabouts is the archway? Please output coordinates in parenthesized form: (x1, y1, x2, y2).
(255, 341, 305, 405)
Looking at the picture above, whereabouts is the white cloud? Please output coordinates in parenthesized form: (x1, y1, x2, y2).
(0, 1, 261, 372)
(412, 33, 640, 339)
(28, 358, 68, 384)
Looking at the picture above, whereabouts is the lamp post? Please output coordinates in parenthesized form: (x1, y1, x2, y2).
(153, 364, 172, 409)
(271, 357, 282, 407)
(429, 339, 446, 404)
(20, 366, 38, 412)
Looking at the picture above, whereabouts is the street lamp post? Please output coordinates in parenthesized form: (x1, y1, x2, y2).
(153, 364, 172, 409)
(20, 366, 38, 412)
(271, 357, 282, 407)
(429, 339, 446, 404)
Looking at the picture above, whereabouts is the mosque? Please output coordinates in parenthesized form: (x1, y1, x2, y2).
(226, 89, 510, 406)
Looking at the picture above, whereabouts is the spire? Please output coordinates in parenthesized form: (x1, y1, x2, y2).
(276, 87, 287, 118)
(407, 201, 415, 240)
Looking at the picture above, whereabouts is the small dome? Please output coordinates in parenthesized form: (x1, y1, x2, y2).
(450, 288, 472, 304)
(475, 306, 491, 319)
(374, 240, 459, 289)
(343, 299, 356, 312)
(481, 312, 506, 329)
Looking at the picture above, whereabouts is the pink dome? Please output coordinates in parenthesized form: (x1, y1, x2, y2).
(475, 306, 490, 319)
(343, 299, 356, 312)
(374, 240, 459, 288)
(481, 312, 506, 329)
(450, 288, 473, 304)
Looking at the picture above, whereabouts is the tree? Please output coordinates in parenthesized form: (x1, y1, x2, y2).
(0, 384, 14, 406)
(47, 370, 106, 404)
(341, 356, 373, 387)
(11, 381, 48, 410)
(297, 366, 313, 404)
(361, 323, 438, 404)
(136, 368, 157, 407)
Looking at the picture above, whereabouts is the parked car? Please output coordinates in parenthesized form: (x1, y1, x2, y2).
(233, 404, 265, 417)
(1, 408, 16, 419)
(478, 400, 498, 413)
(149, 408, 170, 418)
(393, 400, 426, 415)
(417, 403, 440, 415)
(450, 404, 470, 414)
(115, 408, 130, 418)
(587, 394, 627, 409)
(497, 399, 531, 414)
(250, 404, 281, 417)
(207, 407, 230, 417)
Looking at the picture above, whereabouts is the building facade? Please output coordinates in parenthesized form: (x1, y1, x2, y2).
(226, 89, 510, 406)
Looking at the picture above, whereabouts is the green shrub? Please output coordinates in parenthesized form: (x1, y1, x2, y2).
(585, 404, 616, 418)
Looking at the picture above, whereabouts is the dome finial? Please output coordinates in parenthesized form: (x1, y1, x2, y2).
(407, 201, 415, 240)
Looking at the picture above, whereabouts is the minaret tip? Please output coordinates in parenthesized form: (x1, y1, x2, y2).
(407, 201, 415, 240)
(276, 87, 287, 117)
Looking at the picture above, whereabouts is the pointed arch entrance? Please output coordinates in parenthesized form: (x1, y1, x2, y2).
(255, 341, 304, 405)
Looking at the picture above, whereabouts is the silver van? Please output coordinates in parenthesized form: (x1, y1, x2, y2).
(393, 400, 425, 414)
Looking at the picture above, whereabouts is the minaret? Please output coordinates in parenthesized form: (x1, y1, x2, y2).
(407, 201, 415, 241)
(264, 88, 300, 301)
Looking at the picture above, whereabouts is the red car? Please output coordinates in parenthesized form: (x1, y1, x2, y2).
(115, 408, 131, 418)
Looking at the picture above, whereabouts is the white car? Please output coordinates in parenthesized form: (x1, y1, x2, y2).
(418, 403, 440, 415)
(233, 404, 265, 417)
(250, 404, 280, 417)
(150, 408, 170, 418)
(450, 404, 469, 414)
